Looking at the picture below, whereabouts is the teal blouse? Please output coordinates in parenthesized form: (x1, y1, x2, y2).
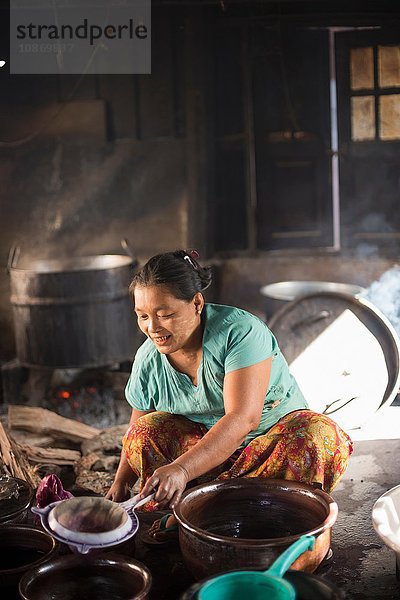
(125, 303, 308, 446)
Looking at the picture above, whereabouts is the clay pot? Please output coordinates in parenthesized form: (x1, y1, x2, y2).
(174, 478, 338, 580)
(19, 553, 152, 600)
(0, 524, 59, 593)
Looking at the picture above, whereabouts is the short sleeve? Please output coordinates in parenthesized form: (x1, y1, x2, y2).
(224, 316, 276, 373)
(124, 347, 155, 411)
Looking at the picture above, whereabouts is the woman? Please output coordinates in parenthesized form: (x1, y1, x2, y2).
(107, 250, 353, 543)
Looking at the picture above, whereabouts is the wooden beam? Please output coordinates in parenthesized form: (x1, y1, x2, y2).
(184, 9, 211, 255)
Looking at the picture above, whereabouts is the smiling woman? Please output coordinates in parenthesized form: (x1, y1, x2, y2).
(134, 285, 204, 361)
(106, 250, 353, 544)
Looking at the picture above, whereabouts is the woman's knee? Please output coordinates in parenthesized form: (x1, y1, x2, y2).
(284, 410, 345, 437)
(282, 410, 353, 458)
(124, 411, 174, 447)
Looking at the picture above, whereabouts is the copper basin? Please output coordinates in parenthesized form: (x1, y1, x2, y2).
(174, 478, 338, 580)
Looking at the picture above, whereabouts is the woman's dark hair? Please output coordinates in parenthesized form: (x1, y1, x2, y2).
(129, 250, 212, 302)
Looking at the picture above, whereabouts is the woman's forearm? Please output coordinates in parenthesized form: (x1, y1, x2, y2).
(174, 412, 253, 481)
(106, 448, 138, 500)
(114, 449, 138, 486)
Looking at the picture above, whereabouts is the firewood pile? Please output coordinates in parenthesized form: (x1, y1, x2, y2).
(0, 405, 128, 495)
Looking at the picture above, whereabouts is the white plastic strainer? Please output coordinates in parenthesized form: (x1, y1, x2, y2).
(32, 492, 154, 554)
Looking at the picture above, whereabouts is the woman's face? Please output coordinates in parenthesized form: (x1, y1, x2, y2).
(134, 284, 204, 354)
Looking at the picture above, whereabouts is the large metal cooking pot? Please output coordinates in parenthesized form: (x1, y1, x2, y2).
(8, 248, 138, 368)
(174, 479, 337, 581)
(18, 553, 152, 600)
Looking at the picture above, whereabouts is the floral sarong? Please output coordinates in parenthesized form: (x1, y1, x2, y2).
(122, 409, 353, 511)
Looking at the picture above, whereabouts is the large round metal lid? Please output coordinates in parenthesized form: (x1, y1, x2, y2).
(268, 291, 400, 432)
(260, 281, 366, 301)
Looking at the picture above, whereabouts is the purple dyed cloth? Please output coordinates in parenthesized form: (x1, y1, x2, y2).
(35, 474, 73, 508)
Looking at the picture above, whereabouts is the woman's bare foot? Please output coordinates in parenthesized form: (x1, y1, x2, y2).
(147, 514, 179, 542)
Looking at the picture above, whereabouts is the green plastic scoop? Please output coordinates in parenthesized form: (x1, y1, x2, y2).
(198, 534, 315, 600)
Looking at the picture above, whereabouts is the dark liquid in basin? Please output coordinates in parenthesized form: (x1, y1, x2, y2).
(25, 566, 145, 600)
(1, 547, 46, 570)
(199, 508, 319, 539)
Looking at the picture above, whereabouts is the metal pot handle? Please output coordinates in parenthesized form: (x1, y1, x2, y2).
(121, 238, 138, 269)
(120, 492, 155, 512)
(121, 238, 134, 259)
(6, 245, 20, 273)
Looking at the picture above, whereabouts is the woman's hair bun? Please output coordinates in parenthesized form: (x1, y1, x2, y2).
(129, 249, 212, 300)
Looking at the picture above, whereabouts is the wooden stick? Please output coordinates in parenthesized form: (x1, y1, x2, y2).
(21, 445, 81, 466)
(0, 421, 41, 487)
(8, 405, 99, 443)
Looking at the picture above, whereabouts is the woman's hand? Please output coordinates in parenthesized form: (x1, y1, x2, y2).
(105, 479, 132, 502)
(140, 463, 189, 509)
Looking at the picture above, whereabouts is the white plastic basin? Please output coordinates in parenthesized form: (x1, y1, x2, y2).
(372, 483, 400, 578)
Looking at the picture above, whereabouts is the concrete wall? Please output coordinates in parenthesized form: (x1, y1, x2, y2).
(0, 134, 189, 360)
(0, 6, 191, 361)
(1, 3, 400, 364)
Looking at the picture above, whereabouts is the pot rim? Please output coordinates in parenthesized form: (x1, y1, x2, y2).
(18, 553, 152, 600)
(0, 524, 59, 575)
(174, 478, 338, 547)
(10, 254, 133, 274)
